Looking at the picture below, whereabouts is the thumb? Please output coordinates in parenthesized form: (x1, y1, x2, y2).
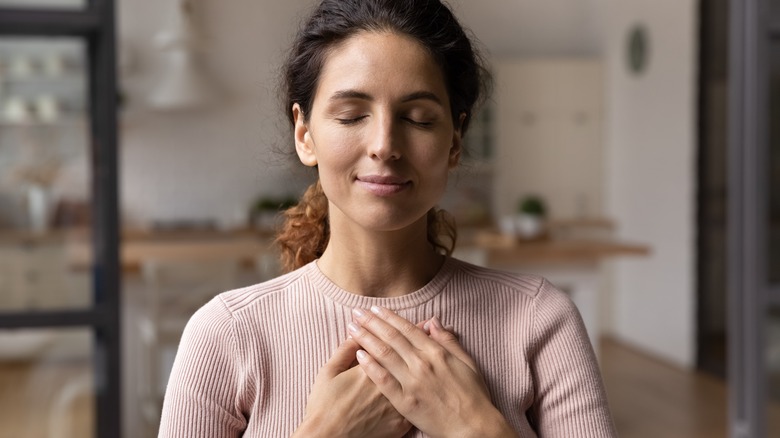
(427, 317, 478, 372)
(321, 338, 361, 378)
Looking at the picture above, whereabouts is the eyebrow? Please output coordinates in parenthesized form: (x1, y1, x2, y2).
(329, 89, 444, 105)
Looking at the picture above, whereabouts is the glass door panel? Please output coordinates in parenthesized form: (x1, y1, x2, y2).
(0, 327, 94, 438)
(768, 308, 780, 436)
(0, 36, 93, 312)
(0, 2, 120, 435)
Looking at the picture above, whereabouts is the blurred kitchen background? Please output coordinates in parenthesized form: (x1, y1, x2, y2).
(0, 0, 779, 437)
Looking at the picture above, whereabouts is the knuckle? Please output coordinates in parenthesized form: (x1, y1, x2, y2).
(438, 330, 457, 342)
(374, 368, 393, 386)
(402, 393, 421, 411)
(430, 346, 449, 363)
(380, 325, 400, 341)
(399, 322, 417, 337)
(411, 356, 435, 374)
(445, 326, 459, 339)
(363, 312, 376, 324)
(375, 344, 395, 359)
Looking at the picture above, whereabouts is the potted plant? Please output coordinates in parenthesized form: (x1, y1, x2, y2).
(516, 195, 547, 240)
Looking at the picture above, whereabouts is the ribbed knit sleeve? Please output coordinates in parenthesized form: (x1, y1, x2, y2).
(158, 295, 248, 438)
(527, 278, 617, 437)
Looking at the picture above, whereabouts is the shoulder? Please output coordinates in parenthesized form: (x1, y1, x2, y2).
(181, 265, 312, 344)
(448, 257, 579, 327)
(213, 263, 313, 317)
(448, 257, 551, 300)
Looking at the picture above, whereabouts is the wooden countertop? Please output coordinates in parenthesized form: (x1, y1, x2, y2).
(0, 227, 274, 272)
(67, 232, 275, 272)
(464, 230, 650, 265)
(1, 226, 650, 270)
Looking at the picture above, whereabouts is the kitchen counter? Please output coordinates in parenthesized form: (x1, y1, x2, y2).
(464, 229, 650, 265)
(2, 226, 649, 271)
(63, 228, 275, 273)
(0, 227, 274, 272)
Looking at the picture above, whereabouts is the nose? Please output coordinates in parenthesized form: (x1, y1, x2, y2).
(367, 113, 401, 161)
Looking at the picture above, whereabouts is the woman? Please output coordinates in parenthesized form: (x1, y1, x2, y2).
(159, 0, 616, 436)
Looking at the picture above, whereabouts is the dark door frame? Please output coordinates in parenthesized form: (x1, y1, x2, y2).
(0, 1, 120, 436)
(727, 0, 770, 436)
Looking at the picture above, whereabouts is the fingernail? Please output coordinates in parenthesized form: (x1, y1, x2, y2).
(356, 350, 367, 361)
(348, 322, 360, 333)
(432, 316, 444, 330)
(370, 305, 381, 315)
(352, 308, 365, 318)
(423, 320, 432, 332)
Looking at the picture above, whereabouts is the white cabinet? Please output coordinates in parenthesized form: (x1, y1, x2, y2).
(493, 59, 604, 220)
(0, 244, 89, 311)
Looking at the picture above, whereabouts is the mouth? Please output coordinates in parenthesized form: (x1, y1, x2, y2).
(356, 175, 412, 196)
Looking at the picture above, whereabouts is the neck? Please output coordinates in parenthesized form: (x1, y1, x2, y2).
(317, 212, 444, 298)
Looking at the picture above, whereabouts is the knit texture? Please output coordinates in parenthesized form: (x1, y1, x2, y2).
(159, 257, 617, 437)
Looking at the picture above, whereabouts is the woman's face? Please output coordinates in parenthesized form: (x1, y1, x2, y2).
(293, 31, 462, 234)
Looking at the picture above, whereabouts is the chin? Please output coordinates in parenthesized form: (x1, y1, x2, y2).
(354, 208, 430, 233)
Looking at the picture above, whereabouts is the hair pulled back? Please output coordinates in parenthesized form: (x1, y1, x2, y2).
(276, 0, 491, 272)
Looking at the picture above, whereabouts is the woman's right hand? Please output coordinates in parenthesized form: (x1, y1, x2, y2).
(293, 338, 412, 438)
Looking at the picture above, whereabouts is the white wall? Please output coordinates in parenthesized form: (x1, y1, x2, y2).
(452, 0, 604, 57)
(492, 59, 604, 220)
(601, 0, 698, 368)
(118, 0, 316, 227)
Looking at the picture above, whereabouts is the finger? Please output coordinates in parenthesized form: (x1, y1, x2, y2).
(348, 321, 409, 374)
(426, 317, 479, 372)
(355, 349, 403, 401)
(422, 318, 456, 338)
(354, 306, 432, 351)
(321, 338, 361, 377)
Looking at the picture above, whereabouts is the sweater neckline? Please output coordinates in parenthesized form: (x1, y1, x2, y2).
(304, 256, 458, 310)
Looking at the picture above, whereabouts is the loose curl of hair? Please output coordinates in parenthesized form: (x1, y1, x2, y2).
(276, 0, 491, 273)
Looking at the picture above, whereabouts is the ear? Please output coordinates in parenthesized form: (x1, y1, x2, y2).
(448, 112, 467, 169)
(293, 103, 318, 167)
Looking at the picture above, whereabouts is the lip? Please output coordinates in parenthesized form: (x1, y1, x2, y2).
(356, 175, 411, 196)
(357, 175, 409, 184)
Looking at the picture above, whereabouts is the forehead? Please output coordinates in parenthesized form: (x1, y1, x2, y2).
(313, 31, 449, 104)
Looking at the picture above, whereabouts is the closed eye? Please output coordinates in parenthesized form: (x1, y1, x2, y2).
(404, 117, 434, 127)
(336, 116, 368, 125)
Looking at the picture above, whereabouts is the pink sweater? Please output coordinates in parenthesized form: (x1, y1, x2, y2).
(159, 257, 616, 437)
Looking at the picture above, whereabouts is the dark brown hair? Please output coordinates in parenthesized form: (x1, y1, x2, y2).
(276, 0, 491, 272)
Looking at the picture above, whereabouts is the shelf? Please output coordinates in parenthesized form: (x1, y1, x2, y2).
(0, 114, 86, 127)
(2, 73, 84, 83)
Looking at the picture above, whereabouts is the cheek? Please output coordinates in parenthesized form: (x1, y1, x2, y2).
(414, 137, 454, 169)
(312, 129, 362, 200)
(412, 149, 453, 195)
(316, 125, 363, 159)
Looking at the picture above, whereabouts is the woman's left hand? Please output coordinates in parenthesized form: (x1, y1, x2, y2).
(348, 307, 518, 438)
